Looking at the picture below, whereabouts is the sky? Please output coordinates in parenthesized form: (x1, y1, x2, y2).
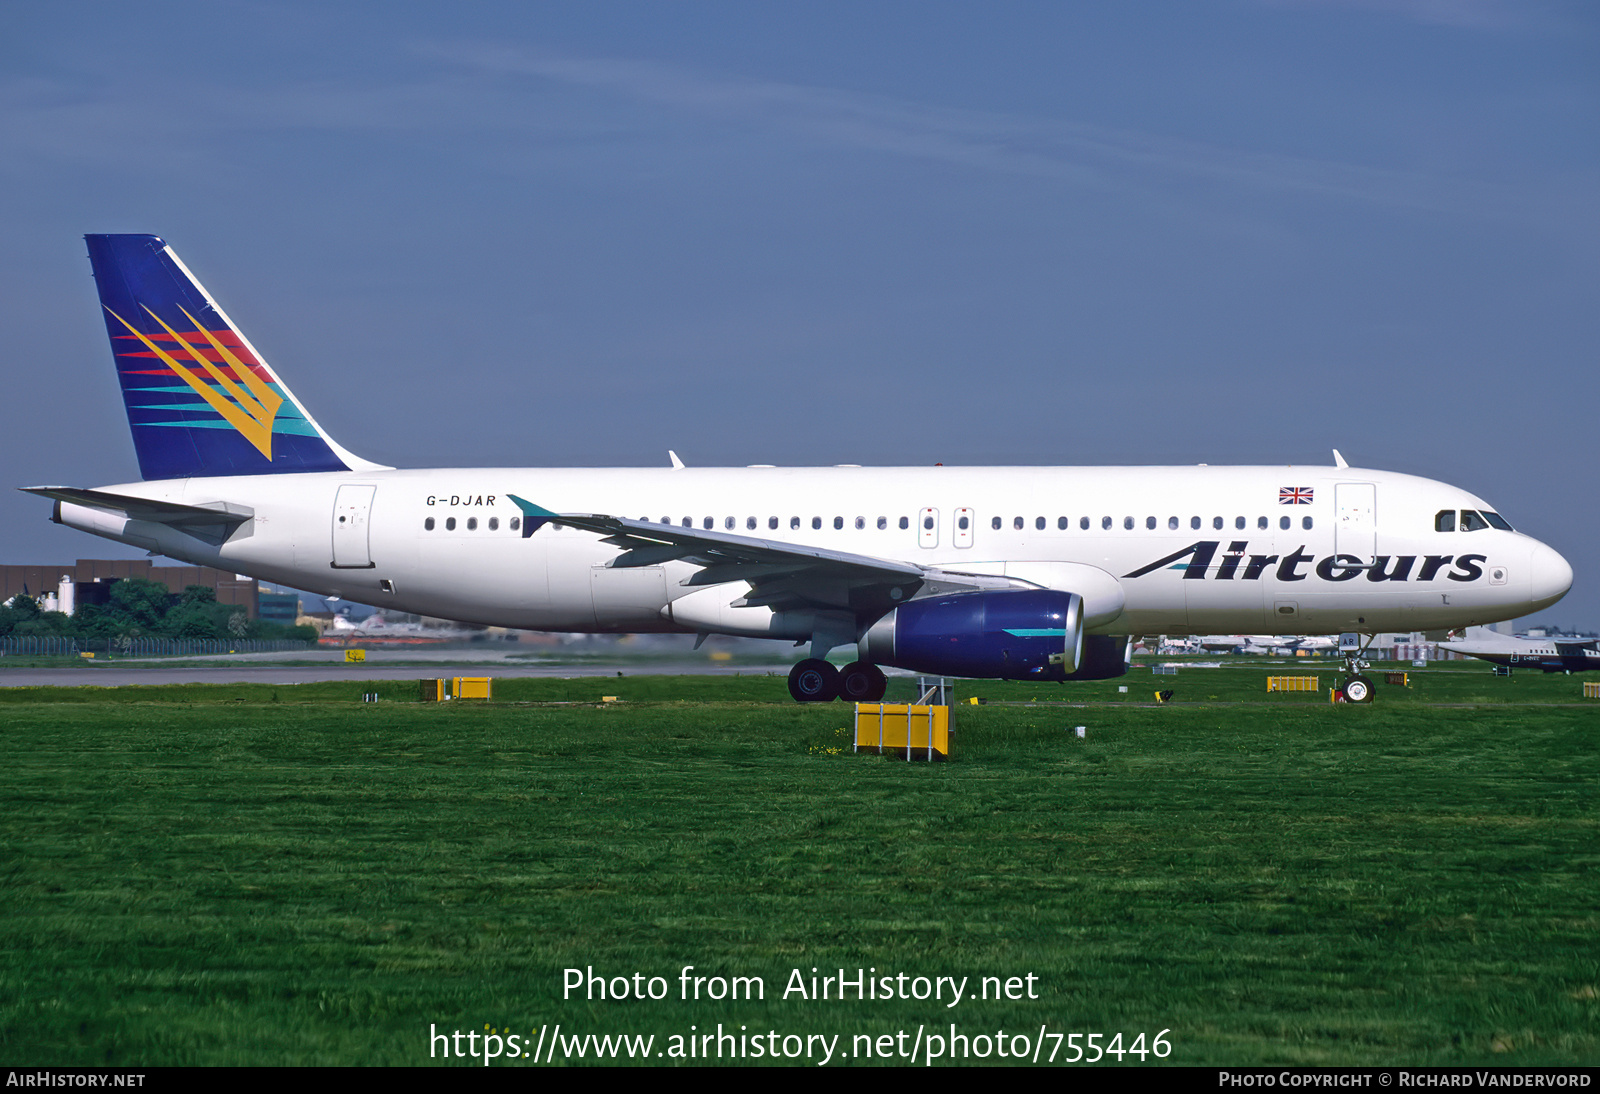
(2, 0, 1596, 627)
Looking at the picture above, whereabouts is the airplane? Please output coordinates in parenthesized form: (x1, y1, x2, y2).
(21, 234, 1575, 705)
(325, 612, 463, 641)
(1440, 626, 1600, 674)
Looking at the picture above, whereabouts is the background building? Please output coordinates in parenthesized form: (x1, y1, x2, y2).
(1, 560, 258, 618)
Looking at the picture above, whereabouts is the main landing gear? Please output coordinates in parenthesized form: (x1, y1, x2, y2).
(787, 660, 887, 703)
(1339, 634, 1376, 704)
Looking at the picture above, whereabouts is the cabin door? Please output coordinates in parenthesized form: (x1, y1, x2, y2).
(1334, 483, 1377, 564)
(332, 484, 377, 568)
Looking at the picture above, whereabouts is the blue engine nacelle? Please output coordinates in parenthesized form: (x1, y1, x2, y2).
(858, 589, 1085, 680)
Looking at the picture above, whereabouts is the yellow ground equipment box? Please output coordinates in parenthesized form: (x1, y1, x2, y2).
(1585, 681, 1599, 699)
(345, 649, 365, 663)
(854, 703, 949, 761)
(453, 677, 492, 700)
(419, 677, 494, 701)
(1267, 676, 1319, 693)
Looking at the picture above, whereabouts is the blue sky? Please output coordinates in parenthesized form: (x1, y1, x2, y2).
(2, 1, 1595, 626)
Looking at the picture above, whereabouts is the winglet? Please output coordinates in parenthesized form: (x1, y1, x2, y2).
(507, 494, 558, 538)
(1332, 449, 1349, 469)
(668, 450, 685, 470)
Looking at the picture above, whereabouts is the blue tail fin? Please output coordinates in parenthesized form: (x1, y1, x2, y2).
(85, 234, 376, 480)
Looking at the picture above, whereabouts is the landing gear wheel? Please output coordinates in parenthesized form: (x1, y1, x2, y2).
(838, 662, 887, 702)
(1342, 674, 1374, 703)
(788, 659, 840, 703)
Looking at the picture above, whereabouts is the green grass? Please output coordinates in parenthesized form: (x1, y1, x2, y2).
(0, 669, 1595, 1066)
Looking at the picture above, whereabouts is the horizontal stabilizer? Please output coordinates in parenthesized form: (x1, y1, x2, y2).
(20, 486, 252, 546)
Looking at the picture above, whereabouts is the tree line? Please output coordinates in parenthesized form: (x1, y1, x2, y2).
(0, 578, 317, 642)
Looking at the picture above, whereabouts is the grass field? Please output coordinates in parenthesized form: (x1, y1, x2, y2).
(1, 665, 1595, 1066)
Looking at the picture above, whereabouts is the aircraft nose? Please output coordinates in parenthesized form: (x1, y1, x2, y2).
(1527, 541, 1573, 613)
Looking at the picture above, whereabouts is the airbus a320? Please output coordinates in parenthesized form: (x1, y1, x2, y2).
(24, 235, 1573, 704)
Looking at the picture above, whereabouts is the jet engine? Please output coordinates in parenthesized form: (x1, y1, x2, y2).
(857, 589, 1086, 680)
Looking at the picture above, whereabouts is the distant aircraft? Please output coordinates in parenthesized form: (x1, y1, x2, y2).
(1191, 634, 1331, 655)
(1440, 627, 1600, 673)
(326, 613, 462, 640)
(20, 234, 1574, 703)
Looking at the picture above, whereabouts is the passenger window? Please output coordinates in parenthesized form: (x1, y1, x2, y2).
(834, 516, 844, 530)
(1080, 516, 1089, 530)
(958, 515, 970, 530)
(725, 516, 736, 530)
(488, 517, 499, 531)
(899, 517, 909, 530)
(812, 517, 822, 530)
(1279, 516, 1290, 530)
(1190, 516, 1201, 530)
(1235, 516, 1245, 530)
(1302, 516, 1313, 530)
(424, 517, 435, 531)
(747, 517, 757, 530)
(923, 515, 934, 530)
(1123, 516, 1134, 530)
(1034, 516, 1044, 530)
(791, 517, 800, 530)
(992, 516, 1002, 531)
(510, 517, 520, 531)
(1213, 516, 1223, 530)
(682, 517, 692, 527)
(877, 516, 887, 530)
(446, 517, 457, 531)
(1102, 516, 1112, 530)
(1059, 517, 1069, 530)
(769, 517, 779, 530)
(1168, 516, 1178, 530)
(467, 517, 477, 531)
(1145, 516, 1156, 530)
(1257, 516, 1267, 529)
(704, 517, 714, 530)
(855, 517, 865, 530)
(1014, 516, 1024, 530)
(1435, 510, 1455, 532)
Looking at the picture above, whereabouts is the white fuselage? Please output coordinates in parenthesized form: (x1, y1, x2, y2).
(55, 463, 1572, 640)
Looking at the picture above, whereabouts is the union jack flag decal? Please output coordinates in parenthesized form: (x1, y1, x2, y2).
(1280, 487, 1314, 505)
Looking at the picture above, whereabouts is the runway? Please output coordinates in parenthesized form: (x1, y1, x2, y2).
(0, 651, 795, 688)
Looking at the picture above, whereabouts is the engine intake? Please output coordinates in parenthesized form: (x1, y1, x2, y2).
(858, 589, 1085, 680)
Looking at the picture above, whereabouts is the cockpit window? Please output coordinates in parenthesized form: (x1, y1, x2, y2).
(1481, 510, 1513, 531)
(1435, 510, 1455, 532)
(1461, 510, 1490, 532)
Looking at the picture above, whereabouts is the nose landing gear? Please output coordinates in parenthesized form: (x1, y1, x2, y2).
(1339, 633, 1377, 703)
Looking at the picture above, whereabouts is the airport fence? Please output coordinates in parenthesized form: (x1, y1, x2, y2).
(0, 636, 313, 658)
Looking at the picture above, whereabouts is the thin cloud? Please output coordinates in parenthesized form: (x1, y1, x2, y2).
(1250, 0, 1537, 29)
(422, 43, 1515, 219)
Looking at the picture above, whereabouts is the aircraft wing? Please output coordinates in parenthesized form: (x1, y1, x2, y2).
(19, 486, 253, 546)
(508, 495, 1015, 614)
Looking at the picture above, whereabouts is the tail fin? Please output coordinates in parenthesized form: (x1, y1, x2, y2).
(85, 234, 382, 480)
